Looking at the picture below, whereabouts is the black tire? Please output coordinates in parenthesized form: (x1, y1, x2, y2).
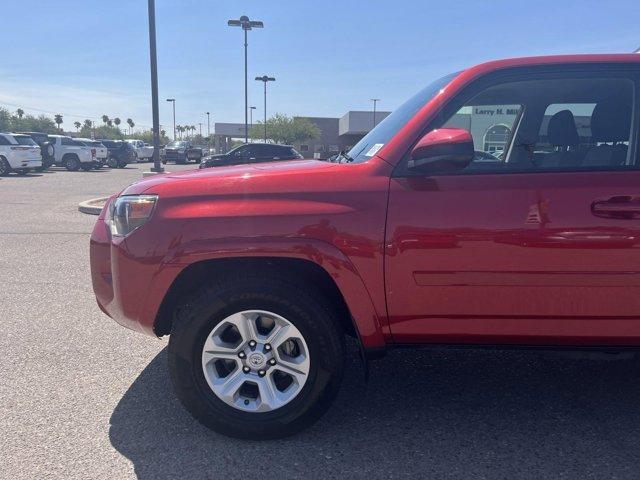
(81, 164, 93, 171)
(107, 157, 118, 168)
(168, 274, 345, 440)
(64, 155, 80, 171)
(0, 157, 11, 176)
(15, 169, 29, 176)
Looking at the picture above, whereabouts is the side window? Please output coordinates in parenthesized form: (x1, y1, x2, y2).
(233, 146, 247, 157)
(0, 135, 11, 146)
(434, 75, 635, 174)
(443, 104, 522, 161)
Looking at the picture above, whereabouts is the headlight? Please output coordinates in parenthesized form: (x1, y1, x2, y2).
(108, 195, 158, 236)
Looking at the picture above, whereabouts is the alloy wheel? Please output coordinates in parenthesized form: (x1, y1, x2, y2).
(201, 310, 310, 413)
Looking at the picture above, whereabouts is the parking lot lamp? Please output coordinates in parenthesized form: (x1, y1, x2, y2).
(228, 15, 263, 144)
(255, 76, 275, 142)
(206, 112, 211, 141)
(166, 98, 176, 140)
(371, 98, 380, 129)
(147, 0, 163, 173)
(250, 106, 256, 132)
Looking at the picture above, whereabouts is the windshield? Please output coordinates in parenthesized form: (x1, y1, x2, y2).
(168, 141, 187, 148)
(347, 71, 459, 163)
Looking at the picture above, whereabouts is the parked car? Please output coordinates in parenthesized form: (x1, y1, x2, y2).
(44, 134, 96, 171)
(126, 139, 154, 162)
(77, 138, 108, 168)
(0, 133, 42, 175)
(98, 140, 135, 168)
(199, 143, 303, 169)
(161, 140, 203, 164)
(18, 131, 55, 170)
(91, 54, 640, 440)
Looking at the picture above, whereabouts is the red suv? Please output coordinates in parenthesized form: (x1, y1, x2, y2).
(91, 54, 640, 439)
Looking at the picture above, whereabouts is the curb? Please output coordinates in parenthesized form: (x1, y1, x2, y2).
(78, 197, 108, 215)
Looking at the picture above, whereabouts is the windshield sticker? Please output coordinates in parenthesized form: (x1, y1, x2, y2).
(365, 143, 384, 157)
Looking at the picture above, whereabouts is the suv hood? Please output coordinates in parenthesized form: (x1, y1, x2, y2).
(121, 159, 337, 196)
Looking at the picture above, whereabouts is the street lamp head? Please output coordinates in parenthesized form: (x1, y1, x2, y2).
(166, 98, 175, 102)
(255, 75, 276, 82)
(250, 106, 256, 110)
(228, 15, 263, 30)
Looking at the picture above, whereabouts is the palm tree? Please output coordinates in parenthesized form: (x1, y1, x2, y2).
(160, 129, 166, 138)
(83, 119, 92, 130)
(126, 118, 134, 135)
(101, 115, 109, 125)
(113, 117, 121, 132)
(107, 119, 113, 127)
(74, 121, 81, 132)
(16, 108, 24, 119)
(54, 114, 63, 131)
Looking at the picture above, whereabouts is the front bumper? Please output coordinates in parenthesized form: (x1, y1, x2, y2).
(90, 211, 181, 336)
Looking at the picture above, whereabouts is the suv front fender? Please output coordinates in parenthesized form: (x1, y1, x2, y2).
(144, 237, 387, 349)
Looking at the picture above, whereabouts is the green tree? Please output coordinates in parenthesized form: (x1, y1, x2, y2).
(16, 108, 24, 119)
(83, 119, 93, 130)
(249, 114, 320, 145)
(126, 118, 134, 134)
(73, 121, 81, 132)
(131, 129, 170, 145)
(79, 124, 123, 140)
(113, 117, 121, 132)
(54, 114, 63, 131)
(101, 115, 109, 125)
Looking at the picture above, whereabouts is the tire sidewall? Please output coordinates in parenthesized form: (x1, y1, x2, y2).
(65, 155, 80, 171)
(168, 278, 344, 438)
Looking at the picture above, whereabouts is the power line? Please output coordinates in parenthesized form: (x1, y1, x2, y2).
(0, 101, 154, 129)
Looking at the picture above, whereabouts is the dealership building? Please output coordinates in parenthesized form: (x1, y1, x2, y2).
(213, 110, 391, 157)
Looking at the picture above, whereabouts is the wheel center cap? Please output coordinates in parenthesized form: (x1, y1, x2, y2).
(248, 352, 266, 368)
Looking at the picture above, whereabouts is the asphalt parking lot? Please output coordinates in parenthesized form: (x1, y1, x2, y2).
(2, 164, 640, 479)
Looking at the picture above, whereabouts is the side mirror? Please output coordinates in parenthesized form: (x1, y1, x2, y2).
(408, 128, 474, 174)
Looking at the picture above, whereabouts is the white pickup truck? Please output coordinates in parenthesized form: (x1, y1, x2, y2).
(77, 138, 108, 168)
(126, 139, 154, 162)
(0, 133, 42, 175)
(46, 135, 96, 171)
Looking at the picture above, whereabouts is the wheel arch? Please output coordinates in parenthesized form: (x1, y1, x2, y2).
(153, 255, 386, 351)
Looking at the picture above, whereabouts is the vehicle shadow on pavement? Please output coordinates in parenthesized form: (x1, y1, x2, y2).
(109, 345, 640, 480)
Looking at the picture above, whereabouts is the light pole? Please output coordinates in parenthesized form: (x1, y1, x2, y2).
(249, 106, 256, 133)
(206, 111, 211, 140)
(166, 98, 176, 140)
(370, 98, 380, 129)
(255, 75, 275, 143)
(147, 0, 163, 172)
(199, 122, 202, 137)
(227, 15, 263, 144)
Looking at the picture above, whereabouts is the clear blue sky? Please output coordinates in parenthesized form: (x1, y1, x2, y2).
(0, 0, 638, 133)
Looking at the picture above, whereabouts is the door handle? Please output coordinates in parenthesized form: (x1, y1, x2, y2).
(592, 196, 640, 219)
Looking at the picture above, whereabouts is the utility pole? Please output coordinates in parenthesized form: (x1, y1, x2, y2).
(371, 98, 380, 129)
(166, 98, 176, 140)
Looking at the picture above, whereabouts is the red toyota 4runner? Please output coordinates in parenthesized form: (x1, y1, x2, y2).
(91, 54, 640, 439)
